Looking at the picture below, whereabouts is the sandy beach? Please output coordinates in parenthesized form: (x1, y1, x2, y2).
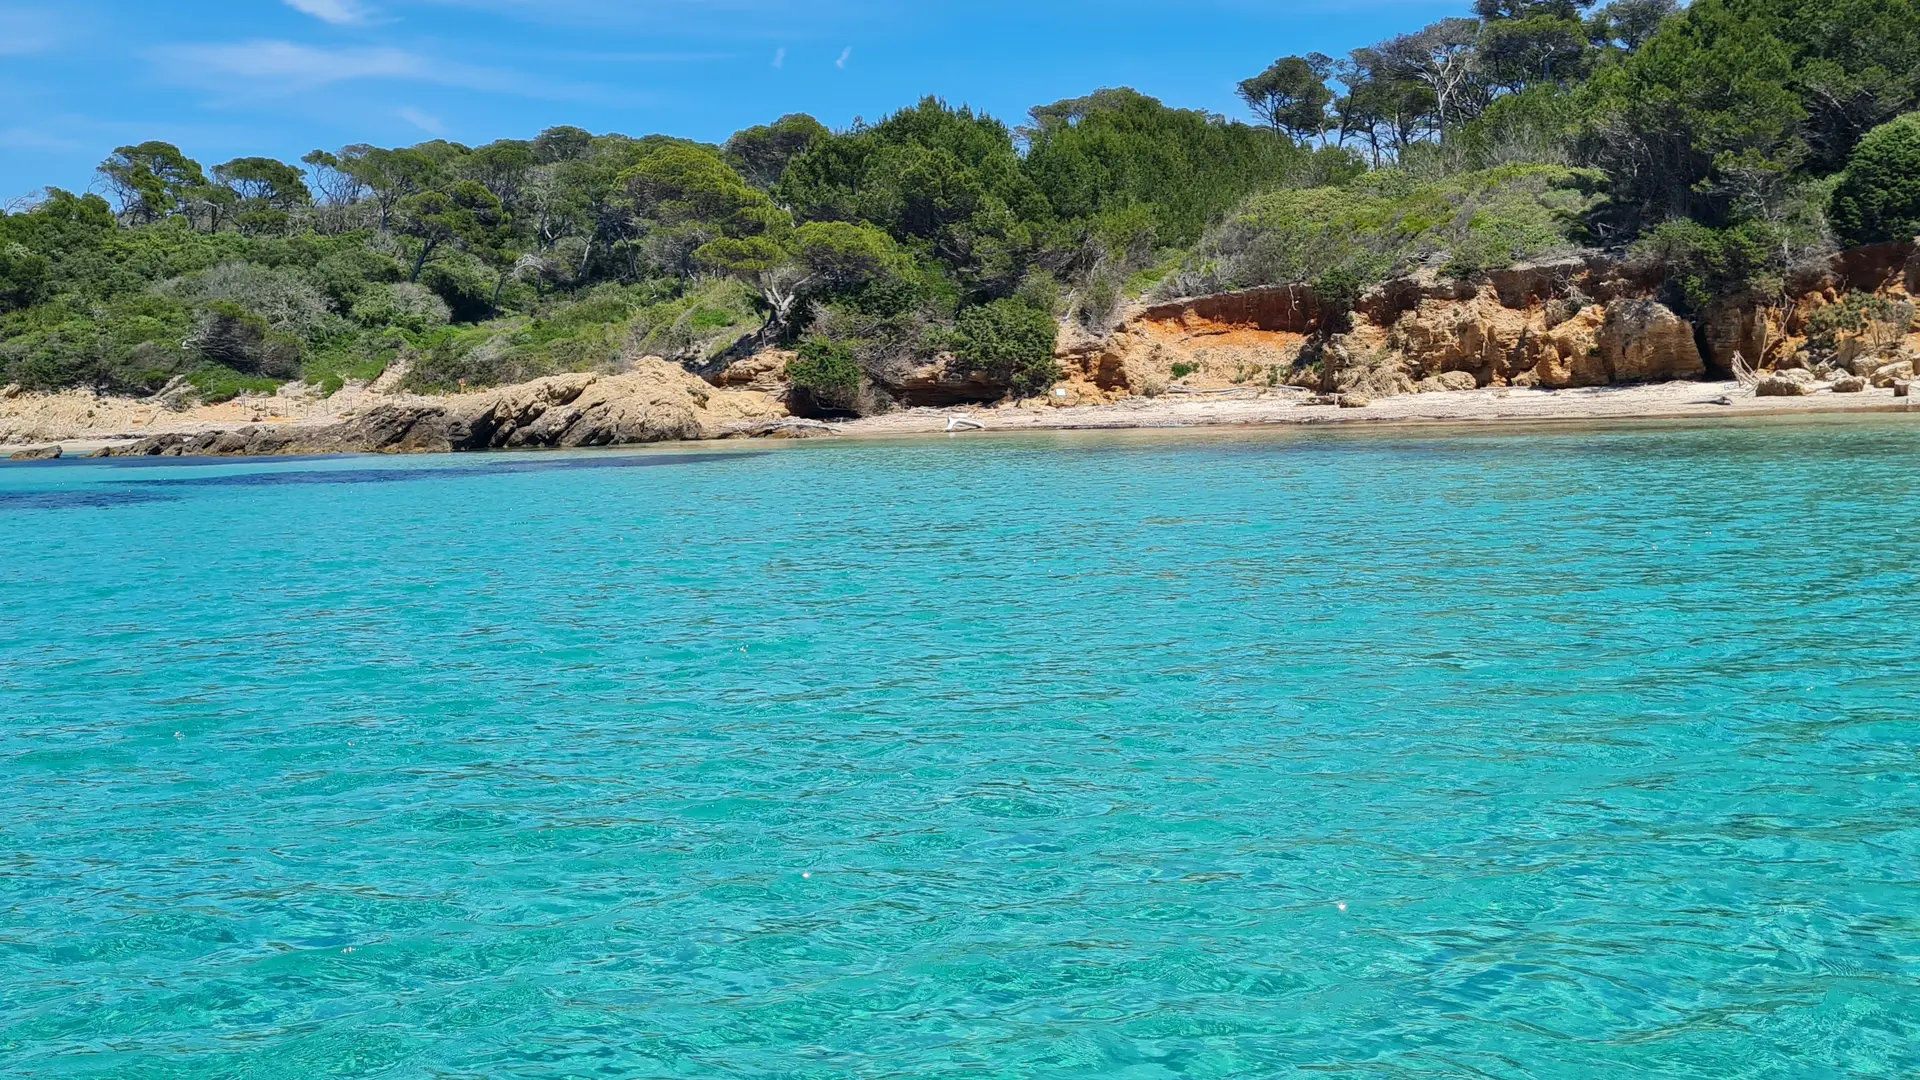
(831, 381, 1915, 438)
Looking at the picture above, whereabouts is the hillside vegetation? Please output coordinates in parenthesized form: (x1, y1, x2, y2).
(2, 0, 1917, 411)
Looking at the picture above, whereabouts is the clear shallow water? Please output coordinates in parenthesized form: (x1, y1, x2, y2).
(3, 419, 1919, 1080)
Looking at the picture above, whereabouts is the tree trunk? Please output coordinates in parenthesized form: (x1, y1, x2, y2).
(409, 239, 439, 283)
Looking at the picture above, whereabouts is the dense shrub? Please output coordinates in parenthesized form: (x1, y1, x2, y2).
(402, 329, 503, 392)
(787, 337, 865, 412)
(1805, 291, 1916, 353)
(1626, 212, 1840, 313)
(161, 261, 334, 338)
(0, 242, 52, 312)
(1828, 113, 1920, 247)
(953, 299, 1060, 396)
(352, 282, 452, 332)
(1, 293, 197, 392)
(187, 301, 302, 378)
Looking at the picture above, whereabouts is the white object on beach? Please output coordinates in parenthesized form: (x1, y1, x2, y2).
(945, 415, 986, 432)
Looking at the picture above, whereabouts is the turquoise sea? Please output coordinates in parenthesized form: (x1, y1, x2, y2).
(3, 419, 1918, 1079)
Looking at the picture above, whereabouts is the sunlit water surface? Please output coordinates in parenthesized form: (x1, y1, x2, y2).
(3, 419, 1918, 1079)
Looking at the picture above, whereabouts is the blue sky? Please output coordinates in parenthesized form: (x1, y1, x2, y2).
(0, 0, 1462, 202)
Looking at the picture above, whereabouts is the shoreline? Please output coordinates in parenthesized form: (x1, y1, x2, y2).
(827, 381, 1913, 439)
(4, 379, 1914, 460)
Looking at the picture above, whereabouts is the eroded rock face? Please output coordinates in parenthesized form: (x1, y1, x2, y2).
(1387, 297, 1523, 382)
(1139, 284, 1326, 334)
(708, 351, 793, 393)
(1600, 300, 1706, 382)
(1704, 303, 1786, 374)
(878, 357, 1007, 407)
(1105, 243, 1920, 403)
(1533, 305, 1610, 388)
(1124, 277, 1715, 397)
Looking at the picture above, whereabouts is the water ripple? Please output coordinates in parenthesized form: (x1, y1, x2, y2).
(2, 421, 1918, 1079)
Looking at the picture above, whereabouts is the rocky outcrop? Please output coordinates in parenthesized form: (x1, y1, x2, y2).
(442, 367, 718, 449)
(1068, 243, 1920, 403)
(1870, 360, 1915, 388)
(101, 402, 455, 457)
(1417, 371, 1480, 392)
(102, 359, 786, 458)
(709, 351, 793, 394)
(1756, 370, 1818, 397)
(879, 357, 1008, 407)
(8, 444, 60, 461)
(1600, 300, 1706, 381)
(1088, 283, 1705, 399)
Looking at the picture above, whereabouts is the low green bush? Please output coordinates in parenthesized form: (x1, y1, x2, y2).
(187, 365, 283, 403)
(1631, 219, 1807, 314)
(1806, 291, 1917, 353)
(953, 299, 1060, 396)
(787, 337, 863, 412)
(1173, 165, 1603, 295)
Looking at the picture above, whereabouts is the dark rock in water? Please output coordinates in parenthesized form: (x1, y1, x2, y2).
(718, 417, 839, 439)
(99, 402, 453, 458)
(348, 403, 454, 453)
(93, 362, 742, 458)
(8, 444, 61, 461)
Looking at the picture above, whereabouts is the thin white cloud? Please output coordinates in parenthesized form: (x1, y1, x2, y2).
(0, 8, 59, 55)
(836, 46, 851, 69)
(150, 40, 567, 98)
(0, 126, 83, 151)
(395, 106, 446, 135)
(772, 47, 785, 69)
(283, 0, 376, 25)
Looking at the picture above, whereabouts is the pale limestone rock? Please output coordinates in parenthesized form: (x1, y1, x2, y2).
(1871, 360, 1914, 388)
(1418, 371, 1479, 392)
(1756, 372, 1817, 397)
(1601, 300, 1705, 381)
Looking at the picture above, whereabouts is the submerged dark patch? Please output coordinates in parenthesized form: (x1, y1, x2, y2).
(0, 489, 179, 511)
(108, 451, 765, 489)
